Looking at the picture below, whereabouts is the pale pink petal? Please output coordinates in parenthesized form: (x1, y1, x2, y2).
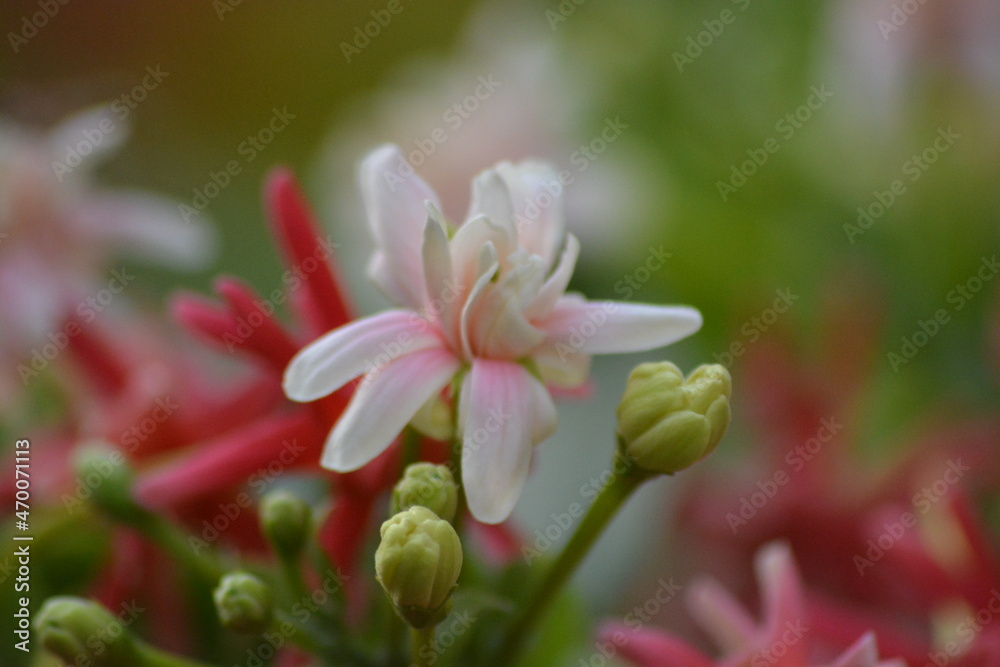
(496, 160, 565, 267)
(524, 233, 580, 320)
(687, 577, 758, 654)
(47, 105, 129, 169)
(459, 359, 556, 524)
(421, 211, 457, 343)
(826, 633, 904, 667)
(530, 337, 592, 390)
(538, 295, 702, 355)
(323, 347, 460, 471)
(283, 310, 442, 402)
(597, 623, 715, 667)
(461, 255, 547, 359)
(74, 192, 216, 269)
(360, 144, 441, 309)
(465, 168, 516, 255)
(450, 214, 509, 303)
(459, 243, 500, 359)
(756, 542, 806, 662)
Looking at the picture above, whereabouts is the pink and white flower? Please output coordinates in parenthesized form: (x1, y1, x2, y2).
(283, 144, 701, 523)
(599, 542, 907, 667)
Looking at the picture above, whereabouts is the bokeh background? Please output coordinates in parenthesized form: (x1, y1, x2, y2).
(2, 0, 999, 664)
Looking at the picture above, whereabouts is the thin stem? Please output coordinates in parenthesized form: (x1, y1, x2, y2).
(401, 426, 422, 473)
(411, 625, 438, 667)
(491, 460, 651, 667)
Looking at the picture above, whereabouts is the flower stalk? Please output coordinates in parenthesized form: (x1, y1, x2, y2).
(491, 455, 653, 666)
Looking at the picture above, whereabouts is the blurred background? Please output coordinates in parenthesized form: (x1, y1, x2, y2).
(2, 0, 1000, 663)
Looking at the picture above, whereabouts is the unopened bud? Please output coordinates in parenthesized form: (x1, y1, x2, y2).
(616, 362, 731, 475)
(259, 490, 312, 560)
(213, 572, 273, 634)
(36, 597, 139, 667)
(392, 463, 458, 522)
(73, 442, 142, 524)
(375, 506, 463, 627)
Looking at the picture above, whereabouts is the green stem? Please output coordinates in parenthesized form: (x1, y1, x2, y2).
(449, 435, 467, 537)
(401, 427, 422, 473)
(139, 515, 225, 584)
(492, 460, 651, 667)
(411, 625, 438, 667)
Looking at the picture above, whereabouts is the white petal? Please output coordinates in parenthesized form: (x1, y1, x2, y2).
(461, 255, 546, 359)
(459, 244, 500, 359)
(537, 296, 702, 355)
(466, 168, 516, 254)
(359, 144, 441, 309)
(530, 337, 592, 390)
(283, 310, 442, 402)
(47, 105, 129, 169)
(460, 359, 556, 524)
(74, 192, 217, 270)
(496, 160, 565, 267)
(525, 233, 580, 321)
(421, 212, 456, 342)
(323, 347, 460, 471)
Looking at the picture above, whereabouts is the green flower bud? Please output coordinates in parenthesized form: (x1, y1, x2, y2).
(391, 463, 458, 522)
(259, 491, 312, 561)
(375, 506, 463, 627)
(36, 597, 140, 667)
(616, 362, 731, 475)
(213, 572, 273, 634)
(73, 442, 143, 525)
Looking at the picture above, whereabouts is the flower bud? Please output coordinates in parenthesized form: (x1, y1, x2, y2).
(375, 506, 463, 627)
(36, 597, 140, 667)
(73, 442, 143, 525)
(213, 572, 273, 634)
(391, 463, 458, 522)
(616, 362, 731, 475)
(259, 490, 312, 561)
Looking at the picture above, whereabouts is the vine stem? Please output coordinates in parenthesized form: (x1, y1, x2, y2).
(490, 459, 651, 667)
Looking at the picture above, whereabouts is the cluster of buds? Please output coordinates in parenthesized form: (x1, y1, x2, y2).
(616, 362, 731, 475)
(377, 464, 463, 628)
